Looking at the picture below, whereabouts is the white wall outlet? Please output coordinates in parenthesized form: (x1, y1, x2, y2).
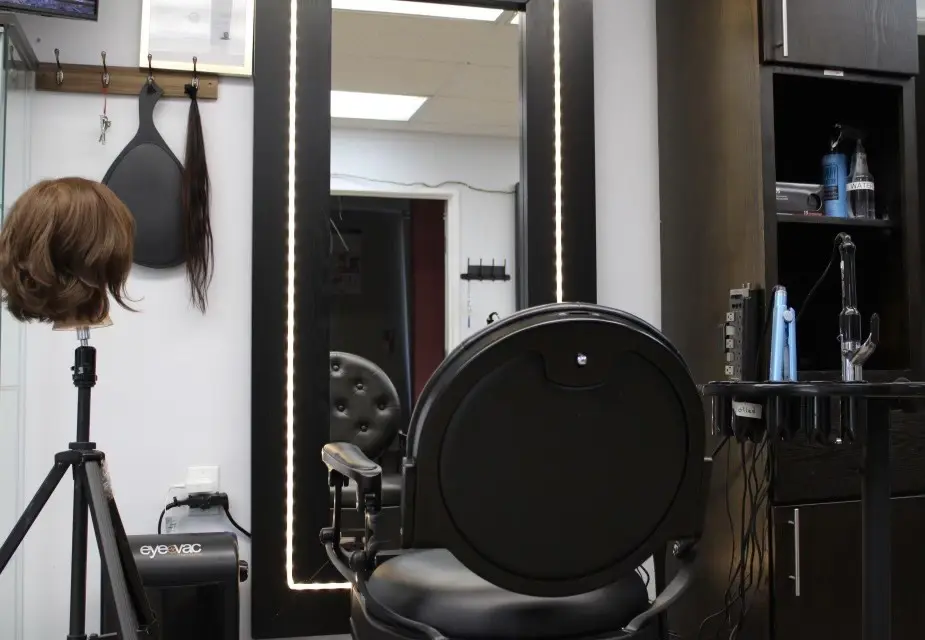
(185, 465, 220, 494)
(184, 465, 221, 518)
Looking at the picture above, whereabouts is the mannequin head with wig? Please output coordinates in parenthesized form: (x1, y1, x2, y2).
(0, 177, 135, 325)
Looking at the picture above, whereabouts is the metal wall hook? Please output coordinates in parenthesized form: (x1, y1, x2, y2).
(54, 48, 63, 86)
(100, 51, 110, 87)
(191, 56, 200, 89)
(146, 53, 154, 85)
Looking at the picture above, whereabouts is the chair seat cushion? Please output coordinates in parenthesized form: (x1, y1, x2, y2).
(366, 549, 649, 639)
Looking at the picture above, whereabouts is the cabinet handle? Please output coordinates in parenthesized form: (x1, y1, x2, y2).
(781, 0, 789, 57)
(788, 508, 801, 596)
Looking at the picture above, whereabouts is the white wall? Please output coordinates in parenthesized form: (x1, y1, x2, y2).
(5, 5, 518, 640)
(594, 0, 661, 329)
(331, 127, 519, 342)
(2, 0, 657, 637)
(593, 0, 661, 599)
(13, 2, 257, 639)
(0, 36, 35, 640)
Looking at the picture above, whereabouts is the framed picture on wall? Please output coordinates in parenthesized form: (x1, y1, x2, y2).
(139, 0, 255, 77)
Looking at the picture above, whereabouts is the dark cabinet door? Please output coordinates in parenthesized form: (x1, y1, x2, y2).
(762, 0, 918, 74)
(773, 497, 925, 639)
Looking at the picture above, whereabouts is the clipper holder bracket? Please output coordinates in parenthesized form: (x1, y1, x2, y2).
(703, 380, 925, 640)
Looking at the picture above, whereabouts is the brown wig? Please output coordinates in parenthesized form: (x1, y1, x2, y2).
(0, 177, 135, 324)
(182, 82, 213, 313)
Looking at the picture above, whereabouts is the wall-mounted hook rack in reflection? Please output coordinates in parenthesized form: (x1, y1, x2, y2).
(37, 60, 219, 100)
(460, 259, 511, 282)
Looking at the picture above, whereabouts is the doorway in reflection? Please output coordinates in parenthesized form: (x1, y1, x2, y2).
(329, 0, 521, 426)
(329, 195, 447, 429)
(305, 0, 522, 582)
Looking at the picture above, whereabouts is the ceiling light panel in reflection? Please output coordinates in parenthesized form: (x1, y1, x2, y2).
(511, 13, 521, 24)
(331, 90, 428, 121)
(332, 0, 505, 21)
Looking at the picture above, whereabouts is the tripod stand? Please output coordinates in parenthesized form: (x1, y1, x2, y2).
(0, 328, 154, 639)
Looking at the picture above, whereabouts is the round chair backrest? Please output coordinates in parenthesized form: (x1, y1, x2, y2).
(405, 303, 705, 598)
(330, 352, 401, 461)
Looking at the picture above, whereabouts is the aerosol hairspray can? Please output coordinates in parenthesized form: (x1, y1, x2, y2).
(823, 152, 848, 218)
(823, 126, 848, 218)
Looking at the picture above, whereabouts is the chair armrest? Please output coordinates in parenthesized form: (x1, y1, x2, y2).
(321, 443, 385, 583)
(322, 442, 382, 485)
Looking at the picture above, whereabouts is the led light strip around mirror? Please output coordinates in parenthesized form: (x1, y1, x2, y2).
(285, 0, 565, 591)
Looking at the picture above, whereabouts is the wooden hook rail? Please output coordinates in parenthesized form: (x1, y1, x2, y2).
(36, 63, 219, 100)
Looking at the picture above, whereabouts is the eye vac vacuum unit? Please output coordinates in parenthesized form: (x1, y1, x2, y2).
(101, 532, 248, 640)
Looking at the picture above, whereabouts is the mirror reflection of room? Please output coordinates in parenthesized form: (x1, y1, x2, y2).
(329, 1, 521, 428)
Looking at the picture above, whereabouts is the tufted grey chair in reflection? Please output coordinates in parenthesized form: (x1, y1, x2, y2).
(329, 352, 404, 547)
(330, 351, 402, 461)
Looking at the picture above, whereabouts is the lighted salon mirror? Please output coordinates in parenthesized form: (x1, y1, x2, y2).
(279, 0, 524, 594)
(327, 0, 522, 465)
(251, 1, 595, 636)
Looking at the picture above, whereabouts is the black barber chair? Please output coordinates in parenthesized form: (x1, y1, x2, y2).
(330, 352, 404, 548)
(321, 303, 711, 640)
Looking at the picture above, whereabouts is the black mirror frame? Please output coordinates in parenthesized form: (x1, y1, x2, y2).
(251, 1, 596, 637)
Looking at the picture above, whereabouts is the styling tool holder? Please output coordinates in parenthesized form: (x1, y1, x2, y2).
(703, 380, 925, 640)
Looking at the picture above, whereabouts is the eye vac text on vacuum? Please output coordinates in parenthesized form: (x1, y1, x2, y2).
(139, 543, 203, 558)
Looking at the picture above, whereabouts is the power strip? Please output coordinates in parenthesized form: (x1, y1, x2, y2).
(724, 286, 762, 381)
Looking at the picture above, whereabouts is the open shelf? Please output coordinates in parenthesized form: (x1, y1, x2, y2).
(777, 213, 898, 229)
(776, 223, 909, 373)
(773, 72, 903, 224)
(771, 70, 911, 375)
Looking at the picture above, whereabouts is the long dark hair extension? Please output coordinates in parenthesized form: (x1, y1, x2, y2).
(182, 81, 213, 312)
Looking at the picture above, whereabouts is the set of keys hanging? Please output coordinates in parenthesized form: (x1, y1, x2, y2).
(54, 48, 111, 144)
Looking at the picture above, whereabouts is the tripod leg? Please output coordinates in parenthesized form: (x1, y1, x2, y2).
(0, 461, 70, 574)
(80, 461, 150, 640)
(68, 467, 89, 639)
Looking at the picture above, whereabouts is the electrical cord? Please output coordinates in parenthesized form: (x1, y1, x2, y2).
(694, 439, 771, 640)
(155, 492, 251, 539)
(331, 173, 516, 195)
(156, 483, 186, 534)
(222, 505, 252, 539)
(796, 234, 842, 322)
(695, 593, 742, 640)
(727, 442, 771, 639)
(695, 278, 783, 639)
(157, 497, 185, 535)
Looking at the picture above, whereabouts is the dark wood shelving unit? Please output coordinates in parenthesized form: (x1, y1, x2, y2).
(776, 213, 898, 228)
(656, 0, 922, 637)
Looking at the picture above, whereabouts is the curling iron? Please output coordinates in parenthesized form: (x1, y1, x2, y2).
(837, 233, 879, 382)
